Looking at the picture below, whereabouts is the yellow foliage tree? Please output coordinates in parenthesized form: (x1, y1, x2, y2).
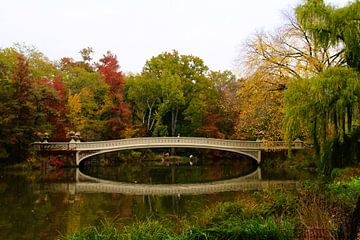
(67, 91, 85, 131)
(235, 13, 343, 140)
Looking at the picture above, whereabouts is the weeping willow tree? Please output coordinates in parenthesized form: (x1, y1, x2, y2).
(296, 0, 360, 71)
(289, 0, 360, 174)
(284, 67, 360, 174)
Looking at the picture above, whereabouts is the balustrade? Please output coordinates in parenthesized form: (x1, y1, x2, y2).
(33, 138, 301, 151)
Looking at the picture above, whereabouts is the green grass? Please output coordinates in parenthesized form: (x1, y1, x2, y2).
(63, 201, 295, 240)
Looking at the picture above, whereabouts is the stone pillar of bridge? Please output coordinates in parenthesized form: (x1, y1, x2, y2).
(257, 150, 261, 164)
(294, 139, 303, 149)
(75, 151, 80, 166)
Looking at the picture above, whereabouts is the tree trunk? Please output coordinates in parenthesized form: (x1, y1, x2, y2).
(171, 107, 179, 137)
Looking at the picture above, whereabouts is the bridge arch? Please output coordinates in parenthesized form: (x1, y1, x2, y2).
(75, 137, 262, 165)
(77, 147, 260, 165)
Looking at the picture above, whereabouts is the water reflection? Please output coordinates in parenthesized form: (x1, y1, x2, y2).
(81, 158, 258, 184)
(0, 158, 302, 240)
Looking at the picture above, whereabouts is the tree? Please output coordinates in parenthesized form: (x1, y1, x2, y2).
(235, 69, 285, 140)
(236, 12, 344, 140)
(296, 0, 360, 71)
(284, 67, 360, 173)
(61, 53, 111, 140)
(9, 55, 37, 159)
(33, 75, 69, 141)
(0, 48, 20, 158)
(126, 73, 161, 135)
(281, 0, 360, 174)
(137, 50, 210, 137)
(98, 52, 131, 138)
(204, 70, 239, 138)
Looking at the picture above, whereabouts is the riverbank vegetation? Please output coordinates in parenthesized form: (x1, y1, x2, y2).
(62, 167, 360, 239)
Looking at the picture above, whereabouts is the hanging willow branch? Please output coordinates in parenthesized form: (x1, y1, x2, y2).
(284, 67, 360, 172)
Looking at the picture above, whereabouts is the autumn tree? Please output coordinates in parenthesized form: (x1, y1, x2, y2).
(244, 13, 344, 80)
(235, 12, 344, 140)
(98, 52, 131, 138)
(0, 45, 74, 159)
(235, 71, 285, 140)
(61, 53, 111, 140)
(202, 70, 239, 138)
(22, 47, 70, 141)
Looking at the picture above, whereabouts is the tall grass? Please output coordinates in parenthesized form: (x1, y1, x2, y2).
(64, 220, 120, 240)
(63, 205, 295, 240)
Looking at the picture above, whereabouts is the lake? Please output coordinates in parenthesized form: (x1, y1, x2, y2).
(0, 155, 304, 240)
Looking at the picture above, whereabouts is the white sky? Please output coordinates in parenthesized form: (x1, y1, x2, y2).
(0, 0, 348, 73)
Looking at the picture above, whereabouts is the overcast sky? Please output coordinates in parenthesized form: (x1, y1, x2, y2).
(0, 0, 348, 73)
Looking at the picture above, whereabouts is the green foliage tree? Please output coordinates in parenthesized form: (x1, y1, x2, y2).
(296, 0, 360, 71)
(126, 73, 161, 135)
(129, 50, 212, 137)
(0, 48, 19, 158)
(284, 67, 360, 174)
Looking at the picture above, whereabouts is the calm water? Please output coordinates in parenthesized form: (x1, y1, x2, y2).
(0, 157, 305, 240)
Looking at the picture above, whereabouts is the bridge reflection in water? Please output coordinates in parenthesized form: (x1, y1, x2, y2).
(38, 168, 298, 196)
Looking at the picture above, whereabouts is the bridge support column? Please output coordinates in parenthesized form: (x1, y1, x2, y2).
(257, 150, 261, 164)
(257, 167, 262, 180)
(76, 151, 80, 166)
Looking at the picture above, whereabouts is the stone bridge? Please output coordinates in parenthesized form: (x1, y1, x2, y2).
(32, 137, 303, 165)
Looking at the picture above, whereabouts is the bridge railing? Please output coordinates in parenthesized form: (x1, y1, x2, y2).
(31, 142, 70, 151)
(69, 137, 265, 150)
(31, 137, 303, 151)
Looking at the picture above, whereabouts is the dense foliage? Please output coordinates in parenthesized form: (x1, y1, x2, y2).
(0, 47, 238, 161)
(284, 67, 360, 173)
(296, 0, 360, 71)
(285, 0, 360, 174)
(0, 47, 131, 161)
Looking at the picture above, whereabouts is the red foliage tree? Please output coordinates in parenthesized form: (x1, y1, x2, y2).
(98, 52, 131, 138)
(195, 112, 225, 139)
(36, 75, 69, 141)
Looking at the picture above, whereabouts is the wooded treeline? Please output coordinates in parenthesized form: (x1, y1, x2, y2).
(0, 47, 241, 161)
(1, 0, 359, 173)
